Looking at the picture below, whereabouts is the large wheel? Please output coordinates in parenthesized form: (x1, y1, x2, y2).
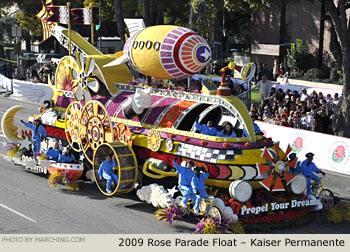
(79, 100, 114, 163)
(318, 189, 335, 210)
(64, 101, 83, 152)
(210, 206, 222, 224)
(93, 142, 138, 196)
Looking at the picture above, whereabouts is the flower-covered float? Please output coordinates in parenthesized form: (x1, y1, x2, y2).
(0, 1, 323, 233)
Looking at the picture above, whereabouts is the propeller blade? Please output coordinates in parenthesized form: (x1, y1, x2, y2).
(272, 176, 285, 191)
(103, 55, 129, 67)
(83, 88, 92, 102)
(287, 158, 297, 169)
(283, 172, 295, 185)
(85, 57, 95, 76)
(72, 68, 79, 79)
(259, 173, 274, 191)
(74, 85, 83, 101)
(257, 163, 272, 176)
(282, 144, 292, 161)
(77, 51, 84, 72)
(274, 142, 280, 160)
(87, 78, 100, 93)
(261, 147, 275, 163)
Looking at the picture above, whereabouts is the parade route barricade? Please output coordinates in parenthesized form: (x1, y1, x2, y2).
(256, 121, 350, 176)
(0, 74, 13, 92)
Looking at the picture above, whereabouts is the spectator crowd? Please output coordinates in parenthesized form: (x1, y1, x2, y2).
(250, 84, 340, 135)
(12, 62, 56, 84)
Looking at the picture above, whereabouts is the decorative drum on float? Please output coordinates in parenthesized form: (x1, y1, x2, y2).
(229, 179, 253, 202)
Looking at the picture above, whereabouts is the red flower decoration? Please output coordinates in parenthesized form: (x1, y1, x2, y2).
(136, 127, 141, 131)
(170, 134, 176, 139)
(183, 137, 190, 142)
(223, 143, 229, 148)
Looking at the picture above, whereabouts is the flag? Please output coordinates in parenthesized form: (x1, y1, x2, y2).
(46, 6, 92, 25)
(70, 8, 92, 25)
(46, 6, 69, 24)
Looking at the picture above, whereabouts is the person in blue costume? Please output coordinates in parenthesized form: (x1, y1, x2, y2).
(242, 116, 263, 137)
(58, 147, 76, 163)
(191, 166, 210, 215)
(217, 121, 237, 138)
(98, 153, 119, 194)
(288, 153, 301, 174)
(194, 116, 217, 136)
(45, 141, 60, 161)
(21, 118, 47, 154)
(173, 156, 195, 208)
(300, 152, 325, 195)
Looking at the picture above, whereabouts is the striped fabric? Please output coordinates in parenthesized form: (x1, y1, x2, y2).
(35, 0, 56, 43)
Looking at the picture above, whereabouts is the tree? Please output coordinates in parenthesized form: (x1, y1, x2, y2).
(114, 0, 125, 45)
(320, 0, 350, 137)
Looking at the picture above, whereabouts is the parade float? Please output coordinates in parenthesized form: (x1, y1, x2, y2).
(0, 0, 322, 233)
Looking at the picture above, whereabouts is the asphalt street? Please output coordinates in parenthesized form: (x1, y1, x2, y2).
(0, 95, 349, 234)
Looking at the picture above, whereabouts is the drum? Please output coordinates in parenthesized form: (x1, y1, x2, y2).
(289, 174, 307, 195)
(229, 180, 253, 202)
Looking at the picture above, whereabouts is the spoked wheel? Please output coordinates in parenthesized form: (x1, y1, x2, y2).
(64, 101, 83, 152)
(79, 100, 114, 163)
(319, 189, 335, 210)
(93, 142, 138, 196)
(210, 206, 222, 224)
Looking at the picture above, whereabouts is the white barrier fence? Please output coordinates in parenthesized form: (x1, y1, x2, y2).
(256, 121, 350, 176)
(0, 74, 13, 91)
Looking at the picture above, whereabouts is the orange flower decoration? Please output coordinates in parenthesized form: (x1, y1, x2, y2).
(223, 143, 229, 148)
(183, 137, 190, 142)
(39, 106, 46, 113)
(170, 134, 176, 138)
(245, 142, 251, 147)
(200, 141, 208, 146)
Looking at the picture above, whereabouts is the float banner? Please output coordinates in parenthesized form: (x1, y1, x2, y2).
(256, 121, 350, 176)
(240, 198, 317, 215)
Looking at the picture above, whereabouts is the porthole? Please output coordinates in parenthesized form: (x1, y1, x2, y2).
(146, 40, 153, 49)
(139, 41, 145, 49)
(153, 41, 160, 51)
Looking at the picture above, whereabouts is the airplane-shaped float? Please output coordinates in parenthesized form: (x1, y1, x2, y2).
(1, 7, 306, 202)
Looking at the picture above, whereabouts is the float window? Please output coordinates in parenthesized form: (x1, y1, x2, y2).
(139, 41, 145, 49)
(153, 42, 160, 51)
(145, 41, 153, 49)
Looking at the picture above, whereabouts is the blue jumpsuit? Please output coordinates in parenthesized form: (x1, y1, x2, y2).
(300, 159, 322, 195)
(173, 160, 195, 207)
(98, 160, 119, 192)
(217, 130, 237, 138)
(194, 122, 217, 136)
(191, 172, 210, 213)
(45, 148, 60, 161)
(242, 123, 262, 137)
(23, 122, 47, 153)
(58, 153, 76, 163)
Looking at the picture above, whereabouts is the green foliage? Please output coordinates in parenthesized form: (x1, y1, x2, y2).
(302, 68, 325, 81)
(287, 39, 311, 72)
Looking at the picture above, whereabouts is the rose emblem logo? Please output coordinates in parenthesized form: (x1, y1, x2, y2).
(332, 145, 346, 163)
(292, 137, 303, 153)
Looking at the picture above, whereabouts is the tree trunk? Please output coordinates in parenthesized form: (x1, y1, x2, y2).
(334, 43, 350, 137)
(143, 0, 152, 27)
(114, 0, 125, 46)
